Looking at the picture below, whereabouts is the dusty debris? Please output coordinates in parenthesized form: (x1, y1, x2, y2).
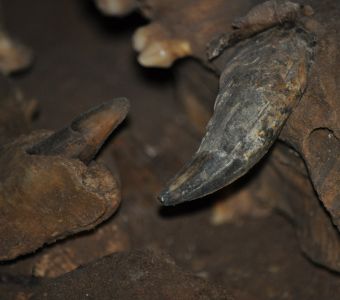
(31, 249, 233, 300)
(31, 221, 130, 278)
(0, 99, 129, 261)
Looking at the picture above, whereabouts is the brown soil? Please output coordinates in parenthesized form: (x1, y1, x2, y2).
(1, 0, 340, 299)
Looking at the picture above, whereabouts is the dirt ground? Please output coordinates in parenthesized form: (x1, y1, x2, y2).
(1, 0, 340, 299)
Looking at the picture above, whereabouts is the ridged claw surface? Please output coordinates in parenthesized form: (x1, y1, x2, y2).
(160, 26, 314, 205)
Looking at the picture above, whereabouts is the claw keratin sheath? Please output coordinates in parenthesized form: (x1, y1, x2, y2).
(160, 27, 314, 205)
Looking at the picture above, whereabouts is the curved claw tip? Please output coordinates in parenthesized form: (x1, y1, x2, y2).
(72, 97, 130, 136)
(158, 151, 232, 206)
(158, 189, 183, 207)
(28, 97, 130, 163)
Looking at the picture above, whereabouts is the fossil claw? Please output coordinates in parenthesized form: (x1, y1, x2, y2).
(160, 27, 314, 206)
(28, 98, 129, 164)
(0, 99, 128, 260)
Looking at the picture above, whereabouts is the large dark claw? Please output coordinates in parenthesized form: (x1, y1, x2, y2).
(160, 26, 314, 205)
